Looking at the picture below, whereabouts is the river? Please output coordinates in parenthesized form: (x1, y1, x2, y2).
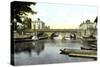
(13, 39, 95, 66)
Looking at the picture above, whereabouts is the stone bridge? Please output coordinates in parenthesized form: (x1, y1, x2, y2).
(25, 29, 79, 38)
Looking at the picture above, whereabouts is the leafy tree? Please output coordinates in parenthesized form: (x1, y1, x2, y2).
(23, 17, 32, 29)
(11, 1, 37, 31)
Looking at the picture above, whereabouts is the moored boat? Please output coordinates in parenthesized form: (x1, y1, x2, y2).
(81, 46, 97, 51)
(60, 48, 97, 59)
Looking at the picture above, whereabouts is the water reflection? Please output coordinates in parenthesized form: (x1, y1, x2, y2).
(15, 40, 45, 55)
(14, 40, 95, 65)
(32, 41, 44, 55)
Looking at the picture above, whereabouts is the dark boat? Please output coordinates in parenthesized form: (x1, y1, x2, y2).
(81, 46, 97, 51)
(82, 34, 97, 43)
(15, 35, 33, 40)
(60, 48, 97, 59)
(38, 36, 48, 40)
(14, 35, 34, 42)
(14, 35, 48, 42)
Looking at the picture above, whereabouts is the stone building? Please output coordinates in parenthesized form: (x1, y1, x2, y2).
(31, 18, 45, 30)
(79, 19, 97, 38)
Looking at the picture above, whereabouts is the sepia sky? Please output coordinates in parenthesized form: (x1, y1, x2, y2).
(29, 2, 97, 29)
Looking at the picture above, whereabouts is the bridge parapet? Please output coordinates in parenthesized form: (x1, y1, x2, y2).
(25, 29, 79, 38)
(25, 29, 78, 33)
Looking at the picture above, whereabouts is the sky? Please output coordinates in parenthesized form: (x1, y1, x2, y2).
(29, 2, 97, 29)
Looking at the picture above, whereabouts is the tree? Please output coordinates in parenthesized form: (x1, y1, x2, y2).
(23, 17, 32, 29)
(11, 1, 37, 31)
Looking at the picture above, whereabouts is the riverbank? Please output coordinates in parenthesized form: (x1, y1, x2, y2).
(14, 34, 48, 43)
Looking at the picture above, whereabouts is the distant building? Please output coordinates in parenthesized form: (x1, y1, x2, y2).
(31, 18, 45, 30)
(44, 26, 50, 30)
(79, 19, 97, 38)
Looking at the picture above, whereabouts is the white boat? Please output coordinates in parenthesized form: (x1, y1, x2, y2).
(32, 36, 38, 40)
(64, 37, 70, 40)
(64, 33, 70, 40)
(53, 34, 62, 40)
